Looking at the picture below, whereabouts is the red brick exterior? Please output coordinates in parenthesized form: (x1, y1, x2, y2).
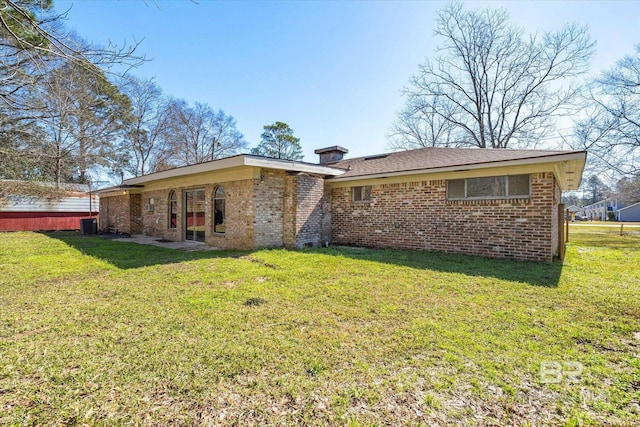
(331, 172, 559, 262)
(99, 193, 142, 235)
(99, 169, 329, 250)
(99, 169, 561, 261)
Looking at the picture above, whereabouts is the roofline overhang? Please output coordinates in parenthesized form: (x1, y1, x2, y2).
(327, 151, 587, 190)
(113, 155, 344, 187)
(95, 184, 144, 195)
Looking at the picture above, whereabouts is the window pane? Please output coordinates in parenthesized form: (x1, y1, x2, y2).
(467, 176, 505, 197)
(170, 201, 177, 228)
(353, 186, 371, 202)
(447, 180, 465, 198)
(353, 187, 362, 201)
(214, 186, 225, 234)
(168, 191, 177, 229)
(508, 174, 530, 196)
(214, 199, 225, 233)
(362, 186, 371, 201)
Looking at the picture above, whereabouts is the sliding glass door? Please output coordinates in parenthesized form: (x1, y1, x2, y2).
(184, 189, 205, 242)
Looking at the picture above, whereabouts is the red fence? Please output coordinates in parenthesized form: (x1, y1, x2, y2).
(0, 212, 98, 231)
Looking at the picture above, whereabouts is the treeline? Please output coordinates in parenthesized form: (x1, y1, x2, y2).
(0, 1, 254, 188)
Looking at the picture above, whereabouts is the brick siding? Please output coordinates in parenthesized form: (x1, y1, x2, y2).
(99, 169, 560, 261)
(331, 172, 558, 262)
(253, 170, 286, 247)
(99, 194, 131, 234)
(100, 169, 328, 250)
(293, 174, 326, 247)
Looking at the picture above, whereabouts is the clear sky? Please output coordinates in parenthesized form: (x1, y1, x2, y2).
(55, 0, 640, 162)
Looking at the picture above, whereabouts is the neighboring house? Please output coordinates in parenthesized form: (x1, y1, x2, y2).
(567, 205, 585, 221)
(97, 146, 586, 262)
(583, 198, 623, 221)
(0, 181, 99, 231)
(617, 201, 640, 222)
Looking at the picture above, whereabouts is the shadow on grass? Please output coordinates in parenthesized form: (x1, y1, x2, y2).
(45, 232, 562, 287)
(43, 231, 250, 270)
(306, 246, 563, 288)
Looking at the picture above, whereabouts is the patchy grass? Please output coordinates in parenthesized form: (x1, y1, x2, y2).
(0, 230, 638, 426)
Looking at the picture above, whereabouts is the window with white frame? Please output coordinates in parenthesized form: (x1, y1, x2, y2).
(447, 174, 530, 199)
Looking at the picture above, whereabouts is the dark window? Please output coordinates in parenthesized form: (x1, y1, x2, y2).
(353, 186, 371, 202)
(467, 176, 506, 198)
(507, 174, 530, 196)
(213, 186, 225, 234)
(447, 175, 530, 199)
(168, 191, 177, 229)
(447, 179, 465, 199)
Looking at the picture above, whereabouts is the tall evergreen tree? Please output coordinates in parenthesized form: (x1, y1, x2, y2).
(251, 121, 303, 160)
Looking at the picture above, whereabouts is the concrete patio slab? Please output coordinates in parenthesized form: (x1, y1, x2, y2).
(110, 234, 215, 251)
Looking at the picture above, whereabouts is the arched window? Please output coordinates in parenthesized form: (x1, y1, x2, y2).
(213, 186, 225, 234)
(168, 190, 177, 229)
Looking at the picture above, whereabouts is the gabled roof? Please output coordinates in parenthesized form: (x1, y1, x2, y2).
(328, 147, 586, 190)
(618, 201, 640, 212)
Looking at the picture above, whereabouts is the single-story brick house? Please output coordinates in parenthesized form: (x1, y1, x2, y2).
(97, 147, 586, 261)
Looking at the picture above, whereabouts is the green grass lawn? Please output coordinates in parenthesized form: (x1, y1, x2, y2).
(0, 228, 638, 426)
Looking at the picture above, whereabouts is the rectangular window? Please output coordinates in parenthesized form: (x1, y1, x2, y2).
(352, 186, 371, 202)
(467, 176, 506, 198)
(447, 175, 530, 200)
(447, 179, 465, 199)
(507, 174, 530, 196)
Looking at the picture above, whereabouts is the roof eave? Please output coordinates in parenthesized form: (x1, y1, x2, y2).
(118, 155, 345, 187)
(327, 152, 588, 187)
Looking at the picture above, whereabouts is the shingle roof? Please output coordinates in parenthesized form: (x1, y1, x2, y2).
(329, 147, 581, 179)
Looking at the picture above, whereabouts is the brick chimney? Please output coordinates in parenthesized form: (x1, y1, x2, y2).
(314, 146, 348, 165)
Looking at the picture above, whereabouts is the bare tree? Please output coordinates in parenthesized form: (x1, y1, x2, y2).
(393, 2, 594, 150)
(574, 46, 640, 176)
(0, 0, 143, 190)
(388, 91, 460, 150)
(34, 59, 132, 186)
(614, 175, 640, 205)
(161, 100, 247, 168)
(120, 77, 172, 176)
(0, 1, 143, 110)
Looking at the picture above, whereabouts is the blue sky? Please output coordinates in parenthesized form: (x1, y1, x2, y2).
(55, 0, 639, 162)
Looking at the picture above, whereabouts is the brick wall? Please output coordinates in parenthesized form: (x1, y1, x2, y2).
(139, 189, 182, 241)
(135, 181, 255, 249)
(294, 174, 326, 247)
(99, 194, 130, 233)
(551, 179, 562, 256)
(253, 170, 286, 247)
(283, 174, 297, 247)
(331, 172, 558, 262)
(209, 180, 254, 249)
(129, 194, 142, 234)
